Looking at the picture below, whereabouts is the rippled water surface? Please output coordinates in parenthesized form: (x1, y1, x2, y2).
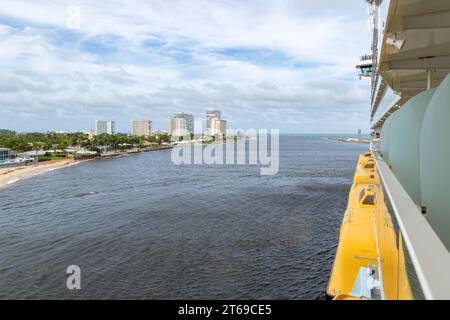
(0, 136, 367, 299)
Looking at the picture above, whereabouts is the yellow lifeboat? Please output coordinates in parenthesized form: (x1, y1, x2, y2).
(354, 157, 380, 185)
(358, 152, 373, 165)
(327, 152, 412, 300)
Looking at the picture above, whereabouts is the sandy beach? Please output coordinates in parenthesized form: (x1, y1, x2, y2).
(0, 159, 91, 189)
(0, 146, 172, 189)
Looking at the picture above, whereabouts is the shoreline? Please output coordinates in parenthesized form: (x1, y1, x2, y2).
(99, 145, 172, 158)
(0, 146, 172, 189)
(0, 159, 93, 189)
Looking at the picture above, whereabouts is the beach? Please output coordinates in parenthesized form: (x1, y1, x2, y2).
(0, 146, 173, 189)
(0, 159, 90, 189)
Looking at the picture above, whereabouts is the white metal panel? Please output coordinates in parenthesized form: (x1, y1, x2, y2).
(372, 144, 450, 300)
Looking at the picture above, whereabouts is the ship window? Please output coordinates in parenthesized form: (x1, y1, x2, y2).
(359, 189, 365, 202)
(360, 66, 373, 74)
(364, 164, 375, 169)
(363, 195, 375, 205)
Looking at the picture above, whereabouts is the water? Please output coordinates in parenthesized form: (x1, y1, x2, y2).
(0, 136, 367, 299)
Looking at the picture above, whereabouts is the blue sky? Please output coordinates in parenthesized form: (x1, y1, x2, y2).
(0, 0, 372, 134)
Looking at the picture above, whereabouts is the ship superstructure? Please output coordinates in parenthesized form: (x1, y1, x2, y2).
(328, 0, 450, 300)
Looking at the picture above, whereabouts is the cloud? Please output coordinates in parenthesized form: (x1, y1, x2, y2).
(0, 0, 372, 133)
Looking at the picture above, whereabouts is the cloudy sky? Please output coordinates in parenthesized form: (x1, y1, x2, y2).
(0, 0, 372, 134)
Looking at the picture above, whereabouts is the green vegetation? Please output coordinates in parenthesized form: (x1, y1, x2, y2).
(90, 133, 170, 151)
(201, 137, 233, 144)
(0, 130, 171, 153)
(0, 131, 89, 152)
(38, 155, 68, 162)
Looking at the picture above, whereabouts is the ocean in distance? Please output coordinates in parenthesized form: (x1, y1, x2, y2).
(0, 135, 368, 299)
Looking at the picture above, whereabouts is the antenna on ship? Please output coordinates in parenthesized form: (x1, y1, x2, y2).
(356, 0, 380, 79)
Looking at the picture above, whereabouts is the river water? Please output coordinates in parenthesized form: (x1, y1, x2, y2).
(0, 136, 367, 299)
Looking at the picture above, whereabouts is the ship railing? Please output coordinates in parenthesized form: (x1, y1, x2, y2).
(370, 142, 450, 300)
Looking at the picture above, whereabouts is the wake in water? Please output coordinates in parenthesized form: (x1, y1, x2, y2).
(6, 178, 19, 185)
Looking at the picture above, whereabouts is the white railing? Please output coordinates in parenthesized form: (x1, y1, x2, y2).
(371, 143, 450, 300)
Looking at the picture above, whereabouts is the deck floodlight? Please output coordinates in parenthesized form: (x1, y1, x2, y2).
(386, 37, 405, 51)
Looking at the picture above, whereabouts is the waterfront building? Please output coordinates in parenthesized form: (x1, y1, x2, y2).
(206, 109, 221, 134)
(210, 117, 220, 136)
(94, 145, 112, 153)
(169, 113, 194, 138)
(168, 117, 188, 138)
(18, 150, 46, 159)
(173, 112, 194, 134)
(131, 120, 152, 136)
(96, 120, 115, 135)
(142, 141, 159, 147)
(0, 148, 11, 163)
(152, 130, 168, 136)
(209, 117, 227, 138)
(152, 130, 168, 141)
(87, 130, 95, 140)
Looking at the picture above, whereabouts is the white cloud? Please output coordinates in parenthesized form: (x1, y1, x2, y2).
(0, 0, 372, 133)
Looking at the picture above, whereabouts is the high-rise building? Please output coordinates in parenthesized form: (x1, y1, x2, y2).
(173, 112, 194, 134)
(168, 117, 188, 138)
(210, 117, 220, 136)
(209, 117, 227, 138)
(95, 120, 115, 135)
(131, 120, 152, 136)
(206, 109, 221, 134)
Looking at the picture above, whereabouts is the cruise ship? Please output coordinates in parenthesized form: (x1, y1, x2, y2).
(327, 0, 450, 300)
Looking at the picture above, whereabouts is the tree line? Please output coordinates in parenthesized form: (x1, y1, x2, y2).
(0, 130, 171, 153)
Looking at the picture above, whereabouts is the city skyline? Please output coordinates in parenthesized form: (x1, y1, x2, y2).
(93, 109, 225, 136)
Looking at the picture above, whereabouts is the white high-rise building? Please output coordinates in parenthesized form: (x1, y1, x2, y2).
(173, 112, 194, 134)
(96, 120, 115, 135)
(131, 120, 152, 136)
(209, 117, 227, 138)
(168, 117, 188, 138)
(206, 109, 221, 134)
